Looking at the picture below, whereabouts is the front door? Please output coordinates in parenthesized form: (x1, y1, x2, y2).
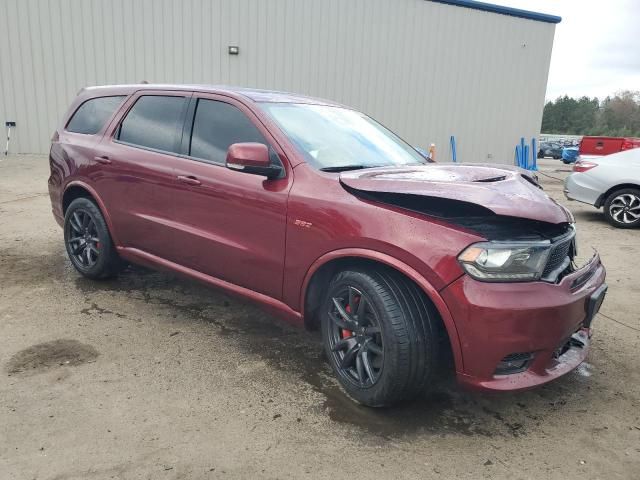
(169, 95, 292, 300)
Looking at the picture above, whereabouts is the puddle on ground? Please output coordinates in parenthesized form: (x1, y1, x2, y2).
(6, 339, 99, 375)
(0, 247, 76, 286)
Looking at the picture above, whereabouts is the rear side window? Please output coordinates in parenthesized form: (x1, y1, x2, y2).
(117, 96, 186, 153)
(189, 99, 268, 163)
(66, 96, 125, 134)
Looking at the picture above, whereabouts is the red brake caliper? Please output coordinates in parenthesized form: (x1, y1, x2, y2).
(341, 303, 354, 339)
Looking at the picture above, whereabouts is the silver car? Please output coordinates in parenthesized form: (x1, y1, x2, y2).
(564, 148, 640, 228)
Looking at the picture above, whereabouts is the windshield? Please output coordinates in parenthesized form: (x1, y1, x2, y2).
(260, 103, 426, 171)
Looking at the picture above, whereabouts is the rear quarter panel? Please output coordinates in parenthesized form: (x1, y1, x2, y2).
(49, 130, 104, 221)
(49, 88, 134, 227)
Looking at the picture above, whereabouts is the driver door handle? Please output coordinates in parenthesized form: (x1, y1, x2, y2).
(177, 175, 201, 186)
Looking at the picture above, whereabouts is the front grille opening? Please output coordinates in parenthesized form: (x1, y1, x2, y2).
(494, 352, 534, 375)
(541, 229, 577, 283)
(543, 240, 572, 277)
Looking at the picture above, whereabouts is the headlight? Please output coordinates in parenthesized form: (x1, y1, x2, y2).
(458, 241, 551, 282)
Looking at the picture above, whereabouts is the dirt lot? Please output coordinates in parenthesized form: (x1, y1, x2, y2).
(1, 155, 639, 479)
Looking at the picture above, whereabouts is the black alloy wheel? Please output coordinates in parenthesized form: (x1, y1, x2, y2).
(327, 286, 384, 387)
(64, 197, 122, 279)
(66, 209, 100, 268)
(321, 268, 440, 407)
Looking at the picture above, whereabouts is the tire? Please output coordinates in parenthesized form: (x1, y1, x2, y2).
(321, 267, 439, 407)
(64, 197, 122, 279)
(603, 188, 640, 229)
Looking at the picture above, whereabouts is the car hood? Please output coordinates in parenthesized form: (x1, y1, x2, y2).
(340, 164, 572, 224)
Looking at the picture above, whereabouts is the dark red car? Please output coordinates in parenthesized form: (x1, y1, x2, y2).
(49, 85, 607, 407)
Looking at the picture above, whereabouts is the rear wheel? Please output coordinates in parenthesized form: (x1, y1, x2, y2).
(603, 188, 640, 228)
(321, 268, 439, 407)
(64, 198, 122, 278)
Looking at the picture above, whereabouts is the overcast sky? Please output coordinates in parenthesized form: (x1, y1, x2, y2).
(496, 0, 640, 101)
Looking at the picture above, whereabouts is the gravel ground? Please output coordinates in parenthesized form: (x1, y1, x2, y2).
(1, 155, 638, 479)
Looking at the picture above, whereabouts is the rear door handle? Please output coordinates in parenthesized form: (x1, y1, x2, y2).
(93, 155, 112, 165)
(177, 175, 201, 186)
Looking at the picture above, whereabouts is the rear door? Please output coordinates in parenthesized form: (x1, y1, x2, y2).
(169, 94, 292, 299)
(95, 91, 191, 259)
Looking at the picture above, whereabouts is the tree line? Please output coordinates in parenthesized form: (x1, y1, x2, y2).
(541, 91, 640, 137)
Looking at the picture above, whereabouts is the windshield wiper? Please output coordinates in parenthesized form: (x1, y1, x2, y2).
(319, 165, 370, 172)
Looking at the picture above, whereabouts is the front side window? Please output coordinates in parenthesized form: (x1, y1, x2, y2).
(261, 103, 426, 171)
(117, 95, 186, 153)
(189, 99, 268, 163)
(66, 96, 125, 135)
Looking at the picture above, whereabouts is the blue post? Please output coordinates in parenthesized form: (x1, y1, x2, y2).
(531, 138, 538, 171)
(514, 137, 537, 169)
(450, 135, 457, 163)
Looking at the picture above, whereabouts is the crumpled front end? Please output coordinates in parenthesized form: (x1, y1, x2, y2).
(441, 253, 606, 391)
(340, 164, 573, 224)
(338, 163, 607, 392)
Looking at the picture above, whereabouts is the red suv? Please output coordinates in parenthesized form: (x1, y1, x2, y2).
(49, 85, 607, 407)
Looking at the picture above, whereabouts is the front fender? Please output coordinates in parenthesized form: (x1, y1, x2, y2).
(300, 248, 465, 374)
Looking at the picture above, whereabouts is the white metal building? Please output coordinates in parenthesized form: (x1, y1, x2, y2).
(0, 0, 560, 162)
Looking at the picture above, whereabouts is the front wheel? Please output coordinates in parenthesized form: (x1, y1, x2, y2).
(603, 188, 640, 228)
(321, 268, 439, 407)
(64, 197, 122, 279)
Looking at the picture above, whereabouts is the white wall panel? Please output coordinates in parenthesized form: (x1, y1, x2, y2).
(0, 0, 555, 161)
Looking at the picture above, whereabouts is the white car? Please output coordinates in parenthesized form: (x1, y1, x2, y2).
(564, 149, 640, 228)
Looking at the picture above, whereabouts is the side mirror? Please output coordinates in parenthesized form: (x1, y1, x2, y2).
(226, 143, 283, 179)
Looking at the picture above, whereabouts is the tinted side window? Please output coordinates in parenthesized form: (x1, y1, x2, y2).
(66, 96, 126, 134)
(189, 99, 268, 163)
(117, 96, 186, 153)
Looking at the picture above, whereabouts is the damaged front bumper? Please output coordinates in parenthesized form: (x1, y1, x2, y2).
(441, 253, 606, 392)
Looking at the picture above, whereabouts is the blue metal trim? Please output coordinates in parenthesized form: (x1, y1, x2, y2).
(428, 0, 561, 24)
(531, 138, 538, 171)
